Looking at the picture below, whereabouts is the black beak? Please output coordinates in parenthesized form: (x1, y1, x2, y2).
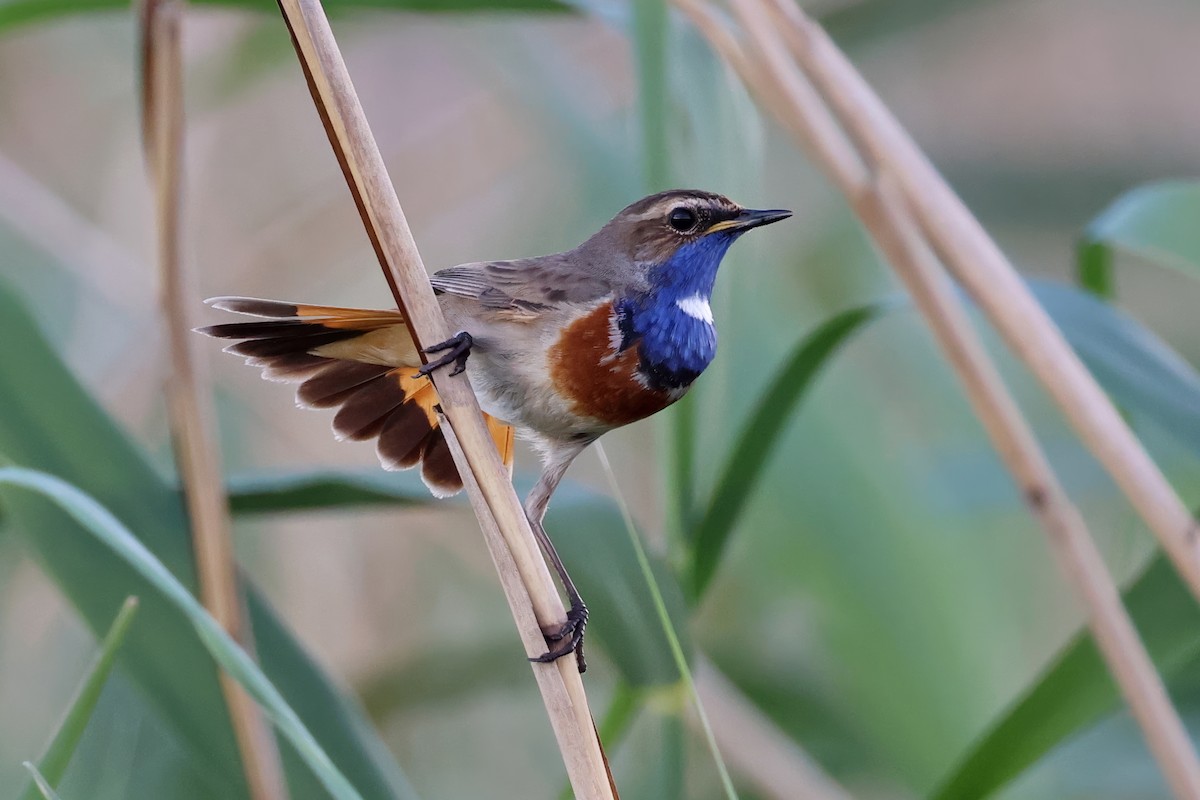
(730, 207, 793, 231)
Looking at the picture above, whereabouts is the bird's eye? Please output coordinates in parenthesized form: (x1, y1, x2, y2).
(668, 207, 699, 232)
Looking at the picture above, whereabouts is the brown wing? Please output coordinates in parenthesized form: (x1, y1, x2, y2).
(430, 253, 612, 315)
(199, 296, 515, 495)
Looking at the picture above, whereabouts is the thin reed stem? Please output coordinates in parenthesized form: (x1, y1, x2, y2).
(859, 176, 1200, 799)
(678, 0, 1200, 795)
(594, 444, 739, 800)
(139, 2, 286, 797)
(271, 2, 615, 796)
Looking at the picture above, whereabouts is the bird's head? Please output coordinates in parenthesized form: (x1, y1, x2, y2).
(575, 190, 790, 390)
(585, 189, 791, 300)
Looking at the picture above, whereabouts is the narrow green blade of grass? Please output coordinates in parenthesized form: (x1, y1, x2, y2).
(546, 483, 693, 687)
(1079, 180, 1200, 292)
(22, 763, 64, 800)
(691, 302, 891, 597)
(0, 278, 415, 799)
(0, 0, 571, 30)
(597, 444, 738, 799)
(0, 467, 365, 800)
(19, 597, 140, 800)
(226, 468, 433, 515)
(52, 673, 221, 800)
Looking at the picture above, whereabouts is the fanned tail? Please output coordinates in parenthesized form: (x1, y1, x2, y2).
(198, 296, 514, 497)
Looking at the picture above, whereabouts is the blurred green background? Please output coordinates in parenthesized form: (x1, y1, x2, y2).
(2, 1, 1200, 798)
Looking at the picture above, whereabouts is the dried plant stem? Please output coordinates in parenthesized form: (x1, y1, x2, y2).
(767, 0, 1200, 602)
(694, 659, 854, 800)
(139, 2, 286, 798)
(679, 0, 1200, 795)
(860, 178, 1200, 798)
(0, 149, 145, 312)
(272, 2, 614, 796)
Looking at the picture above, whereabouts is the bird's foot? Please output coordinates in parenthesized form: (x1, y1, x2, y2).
(415, 331, 474, 378)
(530, 600, 588, 674)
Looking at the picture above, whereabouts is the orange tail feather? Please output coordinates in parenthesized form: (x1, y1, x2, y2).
(200, 296, 515, 496)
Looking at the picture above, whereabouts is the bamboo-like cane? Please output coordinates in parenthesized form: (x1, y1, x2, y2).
(139, 2, 287, 798)
(676, 0, 1200, 795)
(766, 0, 1200, 603)
(270, 2, 615, 797)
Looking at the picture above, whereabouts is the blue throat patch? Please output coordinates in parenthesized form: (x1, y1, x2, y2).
(616, 232, 741, 390)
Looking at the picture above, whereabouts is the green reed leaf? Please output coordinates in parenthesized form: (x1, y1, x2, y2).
(1079, 180, 1200, 296)
(0, 0, 570, 31)
(226, 468, 432, 515)
(225, 464, 692, 689)
(1035, 279, 1200, 455)
(931, 554, 1199, 800)
(1076, 238, 1115, 299)
(691, 302, 891, 597)
(0, 468, 366, 800)
(0, 278, 416, 799)
(933, 280, 1200, 799)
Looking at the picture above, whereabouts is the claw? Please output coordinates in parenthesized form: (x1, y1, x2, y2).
(530, 601, 588, 673)
(414, 331, 473, 379)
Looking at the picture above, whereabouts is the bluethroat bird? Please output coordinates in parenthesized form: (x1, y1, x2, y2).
(200, 189, 790, 671)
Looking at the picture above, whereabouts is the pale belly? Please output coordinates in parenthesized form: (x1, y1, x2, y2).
(466, 347, 594, 441)
(440, 303, 596, 441)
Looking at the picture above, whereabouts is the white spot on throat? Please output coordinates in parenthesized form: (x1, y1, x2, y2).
(676, 293, 714, 324)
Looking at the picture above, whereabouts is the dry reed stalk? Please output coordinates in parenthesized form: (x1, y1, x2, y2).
(695, 659, 855, 800)
(765, 0, 1200, 604)
(0, 149, 146, 312)
(677, 0, 1200, 794)
(858, 178, 1200, 798)
(139, 2, 287, 797)
(271, 1, 615, 796)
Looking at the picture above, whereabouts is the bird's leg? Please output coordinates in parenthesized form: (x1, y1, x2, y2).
(524, 440, 591, 673)
(416, 331, 474, 377)
(527, 517, 589, 673)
